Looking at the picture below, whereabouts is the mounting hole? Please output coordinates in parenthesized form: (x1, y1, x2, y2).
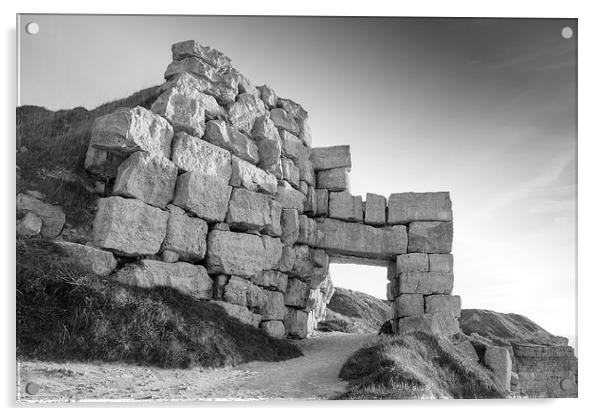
(25, 22, 40, 35)
(560, 378, 575, 391)
(25, 382, 40, 395)
(561, 27, 573, 39)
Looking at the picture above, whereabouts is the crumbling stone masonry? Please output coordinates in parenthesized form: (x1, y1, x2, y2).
(79, 40, 461, 338)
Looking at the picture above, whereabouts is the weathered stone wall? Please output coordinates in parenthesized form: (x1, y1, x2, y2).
(76, 40, 460, 339)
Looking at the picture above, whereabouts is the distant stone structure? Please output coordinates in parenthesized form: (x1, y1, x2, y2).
(65, 40, 458, 339)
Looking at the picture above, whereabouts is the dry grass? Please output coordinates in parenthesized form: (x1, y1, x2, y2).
(337, 331, 505, 399)
(16, 239, 301, 369)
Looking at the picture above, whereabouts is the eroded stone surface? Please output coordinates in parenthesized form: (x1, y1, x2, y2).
(281, 158, 300, 188)
(16, 212, 42, 237)
(223, 276, 267, 311)
(316, 168, 349, 192)
(227, 93, 267, 134)
(170, 132, 232, 178)
(257, 85, 278, 109)
(92, 197, 168, 256)
(398, 272, 454, 295)
(396, 253, 429, 274)
(408, 221, 453, 254)
(328, 192, 363, 222)
(54, 242, 117, 276)
(310, 145, 351, 171)
(171, 40, 232, 67)
(115, 260, 213, 299)
(284, 308, 309, 338)
(204, 120, 259, 164)
(84, 146, 125, 179)
(210, 300, 261, 327)
(16, 193, 65, 238)
(252, 270, 288, 293)
(396, 312, 460, 337)
(227, 188, 272, 231)
(260, 320, 285, 338)
(173, 171, 232, 222)
(485, 345, 513, 391)
(315, 189, 329, 216)
(315, 218, 407, 260)
(114, 152, 178, 208)
(263, 200, 283, 237)
(206, 230, 266, 277)
(429, 254, 454, 272)
(151, 89, 205, 138)
(162, 204, 208, 261)
(364, 193, 386, 226)
(275, 181, 305, 212)
(261, 290, 286, 320)
(230, 156, 277, 195)
(252, 115, 282, 172)
(394, 294, 425, 318)
(90, 106, 173, 158)
(388, 192, 452, 224)
(270, 108, 299, 134)
(424, 295, 461, 317)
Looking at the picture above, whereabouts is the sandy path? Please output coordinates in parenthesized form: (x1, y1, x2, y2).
(17, 332, 376, 402)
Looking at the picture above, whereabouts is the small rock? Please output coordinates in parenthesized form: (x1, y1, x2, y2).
(260, 320, 286, 338)
(16, 212, 42, 237)
(16, 193, 65, 238)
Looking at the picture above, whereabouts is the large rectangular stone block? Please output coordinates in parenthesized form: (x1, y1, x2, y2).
(113, 152, 178, 209)
(316, 167, 349, 192)
(315, 218, 407, 260)
(252, 270, 288, 293)
(364, 193, 386, 226)
(394, 294, 425, 318)
(226, 188, 272, 231)
(262, 235, 283, 271)
(114, 260, 213, 299)
(54, 242, 117, 276)
(223, 276, 267, 311)
(230, 156, 278, 195)
(92, 196, 168, 257)
(315, 189, 329, 216)
(424, 295, 461, 317)
(284, 277, 310, 309)
(296, 146, 315, 186)
(261, 290, 286, 320)
(396, 312, 460, 337)
(310, 145, 351, 171)
(281, 208, 300, 246)
(173, 171, 232, 222)
(387, 192, 452, 225)
(396, 253, 429, 274)
(408, 221, 453, 253)
(162, 204, 208, 261)
(398, 272, 454, 295)
(275, 180, 305, 212)
(170, 132, 232, 179)
(281, 158, 300, 188)
(205, 230, 266, 277)
(284, 307, 309, 338)
(429, 253, 454, 272)
(280, 130, 304, 161)
(328, 192, 363, 222)
(204, 120, 260, 165)
(297, 215, 317, 246)
(90, 106, 174, 158)
(151, 88, 205, 138)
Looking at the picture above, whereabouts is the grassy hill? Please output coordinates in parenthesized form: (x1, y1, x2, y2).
(318, 287, 390, 333)
(459, 309, 569, 346)
(337, 331, 505, 399)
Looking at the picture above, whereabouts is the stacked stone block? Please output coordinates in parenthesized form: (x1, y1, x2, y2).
(80, 39, 460, 340)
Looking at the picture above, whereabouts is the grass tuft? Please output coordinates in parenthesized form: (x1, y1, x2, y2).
(336, 331, 505, 399)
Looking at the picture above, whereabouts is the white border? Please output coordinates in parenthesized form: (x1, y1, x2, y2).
(2, 1, 601, 415)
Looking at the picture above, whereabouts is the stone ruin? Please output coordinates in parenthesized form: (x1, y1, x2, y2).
(80, 40, 462, 339)
(17, 40, 458, 340)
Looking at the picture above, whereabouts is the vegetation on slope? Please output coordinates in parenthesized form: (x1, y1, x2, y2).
(17, 239, 301, 368)
(459, 309, 569, 346)
(337, 331, 505, 400)
(318, 287, 390, 334)
(16, 86, 162, 227)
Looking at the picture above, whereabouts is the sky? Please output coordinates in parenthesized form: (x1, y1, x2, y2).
(18, 15, 577, 346)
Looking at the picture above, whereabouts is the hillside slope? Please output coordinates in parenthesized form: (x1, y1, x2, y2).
(318, 287, 390, 334)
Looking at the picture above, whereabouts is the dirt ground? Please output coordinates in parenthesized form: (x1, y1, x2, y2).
(17, 332, 376, 402)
